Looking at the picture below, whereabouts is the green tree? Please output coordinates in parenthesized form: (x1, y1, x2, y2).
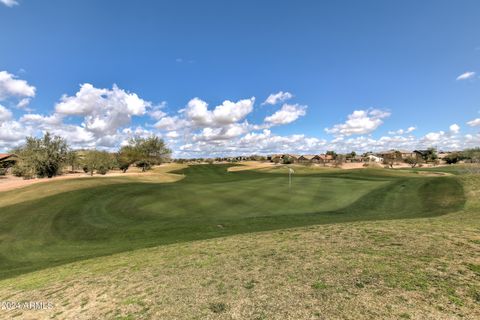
(282, 155, 295, 164)
(404, 156, 418, 168)
(82, 150, 114, 176)
(444, 152, 462, 164)
(326, 150, 337, 159)
(13, 132, 69, 178)
(122, 136, 171, 172)
(462, 148, 480, 162)
(334, 154, 345, 167)
(346, 151, 356, 160)
(384, 151, 402, 168)
(66, 150, 80, 172)
(116, 145, 138, 173)
(420, 148, 438, 162)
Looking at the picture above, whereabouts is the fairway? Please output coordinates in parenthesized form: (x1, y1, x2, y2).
(0, 165, 465, 280)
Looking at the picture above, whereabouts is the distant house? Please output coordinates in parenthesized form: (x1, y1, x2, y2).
(267, 154, 280, 162)
(397, 150, 416, 159)
(437, 151, 453, 160)
(366, 155, 384, 163)
(311, 154, 334, 164)
(282, 154, 298, 163)
(353, 155, 364, 162)
(268, 154, 298, 163)
(0, 154, 18, 172)
(322, 154, 335, 162)
(377, 150, 415, 160)
(269, 154, 282, 162)
(0, 153, 17, 162)
(311, 155, 321, 163)
(298, 155, 315, 163)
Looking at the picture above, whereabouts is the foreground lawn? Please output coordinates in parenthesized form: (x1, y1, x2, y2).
(0, 173, 478, 319)
(0, 164, 465, 280)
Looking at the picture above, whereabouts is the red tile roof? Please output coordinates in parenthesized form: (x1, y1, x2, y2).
(0, 153, 15, 160)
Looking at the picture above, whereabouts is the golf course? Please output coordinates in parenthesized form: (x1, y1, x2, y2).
(0, 164, 464, 279)
(0, 164, 479, 319)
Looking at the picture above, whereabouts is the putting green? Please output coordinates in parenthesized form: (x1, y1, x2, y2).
(0, 164, 465, 279)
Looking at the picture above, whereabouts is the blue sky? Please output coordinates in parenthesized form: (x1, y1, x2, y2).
(1, 0, 479, 156)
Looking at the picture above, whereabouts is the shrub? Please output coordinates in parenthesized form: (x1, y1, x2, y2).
(120, 136, 171, 172)
(118, 162, 130, 173)
(282, 156, 294, 164)
(82, 150, 114, 176)
(444, 153, 461, 164)
(12, 163, 35, 179)
(12, 132, 69, 178)
(97, 166, 108, 175)
(209, 302, 227, 313)
(404, 156, 419, 168)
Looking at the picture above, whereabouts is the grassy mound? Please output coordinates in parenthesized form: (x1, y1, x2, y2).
(0, 164, 465, 280)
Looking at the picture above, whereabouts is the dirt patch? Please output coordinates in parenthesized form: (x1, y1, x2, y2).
(340, 163, 367, 170)
(0, 163, 187, 193)
(227, 161, 275, 172)
(415, 171, 453, 176)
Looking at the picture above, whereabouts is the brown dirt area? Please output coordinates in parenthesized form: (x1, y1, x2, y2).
(0, 163, 187, 193)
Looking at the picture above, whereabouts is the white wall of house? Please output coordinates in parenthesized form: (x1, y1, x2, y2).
(367, 155, 384, 163)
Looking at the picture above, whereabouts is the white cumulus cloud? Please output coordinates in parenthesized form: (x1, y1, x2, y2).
(192, 123, 250, 142)
(0, 71, 36, 105)
(0, 0, 19, 7)
(0, 105, 13, 121)
(20, 113, 64, 126)
(388, 126, 416, 135)
(262, 91, 293, 105)
(55, 83, 150, 136)
(456, 71, 476, 81)
(424, 131, 445, 141)
(154, 116, 190, 131)
(212, 98, 255, 125)
(183, 97, 255, 127)
(264, 103, 307, 125)
(467, 118, 480, 127)
(325, 109, 390, 136)
(449, 123, 460, 134)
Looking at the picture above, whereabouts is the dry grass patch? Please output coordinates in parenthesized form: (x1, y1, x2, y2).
(226, 161, 275, 172)
(1, 214, 479, 320)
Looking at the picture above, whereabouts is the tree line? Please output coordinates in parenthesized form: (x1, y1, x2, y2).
(1, 132, 171, 179)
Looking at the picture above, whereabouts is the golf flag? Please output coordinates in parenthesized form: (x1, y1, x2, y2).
(288, 167, 294, 189)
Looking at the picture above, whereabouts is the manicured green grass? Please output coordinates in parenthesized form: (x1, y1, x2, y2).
(0, 164, 465, 279)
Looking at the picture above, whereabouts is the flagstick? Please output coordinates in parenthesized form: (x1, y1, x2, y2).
(289, 170, 291, 189)
(288, 167, 293, 191)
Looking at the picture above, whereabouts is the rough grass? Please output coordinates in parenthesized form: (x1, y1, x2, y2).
(0, 165, 477, 319)
(0, 199, 478, 319)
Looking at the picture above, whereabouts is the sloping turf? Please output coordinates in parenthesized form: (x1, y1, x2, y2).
(0, 164, 465, 279)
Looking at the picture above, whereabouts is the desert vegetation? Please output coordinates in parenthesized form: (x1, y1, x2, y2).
(0, 132, 171, 179)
